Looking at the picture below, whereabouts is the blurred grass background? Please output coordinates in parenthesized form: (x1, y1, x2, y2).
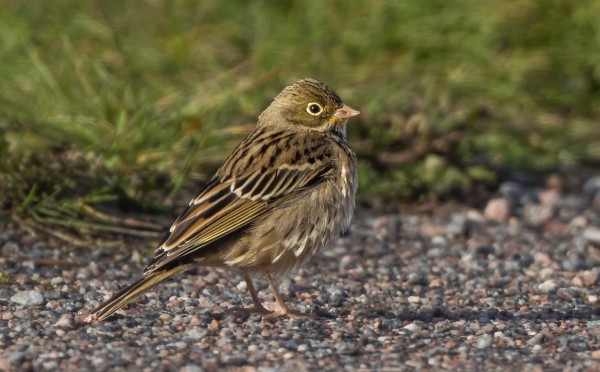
(1, 0, 600, 228)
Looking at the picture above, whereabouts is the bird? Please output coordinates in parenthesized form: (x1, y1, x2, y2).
(84, 78, 360, 322)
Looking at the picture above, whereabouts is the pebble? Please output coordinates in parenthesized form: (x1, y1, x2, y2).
(431, 236, 446, 246)
(407, 296, 421, 304)
(403, 323, 421, 332)
(573, 271, 598, 287)
(538, 280, 557, 293)
(583, 227, 600, 244)
(476, 335, 492, 349)
(339, 255, 353, 271)
(430, 279, 443, 288)
(527, 333, 544, 345)
(583, 177, 600, 196)
(297, 344, 308, 352)
(55, 314, 75, 328)
(587, 321, 600, 329)
(184, 328, 208, 340)
(484, 198, 510, 223)
(236, 281, 247, 292)
(10, 290, 45, 306)
(524, 204, 554, 226)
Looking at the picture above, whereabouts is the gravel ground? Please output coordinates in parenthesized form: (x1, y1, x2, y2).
(2, 177, 600, 371)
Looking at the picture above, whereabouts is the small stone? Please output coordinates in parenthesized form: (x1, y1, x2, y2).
(538, 280, 557, 293)
(43, 361, 58, 370)
(404, 323, 421, 332)
(297, 344, 308, 352)
(583, 227, 600, 244)
(476, 335, 492, 349)
(337, 343, 359, 355)
(569, 216, 587, 229)
(538, 189, 560, 205)
(371, 215, 399, 240)
(484, 198, 510, 223)
(527, 333, 544, 345)
(407, 296, 421, 304)
(467, 209, 486, 222)
(431, 236, 446, 246)
(55, 314, 75, 328)
(55, 329, 66, 337)
(181, 366, 202, 372)
(0, 356, 10, 371)
(10, 291, 44, 306)
(588, 295, 598, 304)
(587, 320, 600, 329)
(430, 279, 443, 288)
(184, 328, 208, 340)
(474, 245, 495, 257)
(578, 271, 598, 286)
(159, 313, 171, 321)
(447, 213, 468, 236)
(1, 310, 13, 320)
(339, 255, 353, 271)
(534, 252, 553, 267)
(236, 281, 247, 292)
(524, 203, 554, 226)
(539, 267, 554, 279)
(592, 350, 600, 360)
(584, 177, 600, 196)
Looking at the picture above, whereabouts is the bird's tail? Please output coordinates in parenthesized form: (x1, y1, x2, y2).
(85, 264, 190, 322)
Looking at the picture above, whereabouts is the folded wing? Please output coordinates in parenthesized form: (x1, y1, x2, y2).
(144, 132, 334, 275)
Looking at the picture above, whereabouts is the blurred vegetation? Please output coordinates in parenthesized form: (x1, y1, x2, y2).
(1, 0, 600, 230)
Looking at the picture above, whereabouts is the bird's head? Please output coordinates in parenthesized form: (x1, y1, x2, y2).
(259, 78, 360, 134)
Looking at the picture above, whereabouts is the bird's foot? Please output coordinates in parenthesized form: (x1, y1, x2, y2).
(78, 308, 97, 324)
(83, 314, 97, 323)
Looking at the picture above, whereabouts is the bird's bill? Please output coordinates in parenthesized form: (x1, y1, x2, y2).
(334, 104, 360, 119)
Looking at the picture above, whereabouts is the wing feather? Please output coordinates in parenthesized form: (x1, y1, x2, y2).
(144, 131, 335, 275)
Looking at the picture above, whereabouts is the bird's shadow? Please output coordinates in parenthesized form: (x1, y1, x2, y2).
(75, 304, 600, 332)
(353, 304, 600, 324)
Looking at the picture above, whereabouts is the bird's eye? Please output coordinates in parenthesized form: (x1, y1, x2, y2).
(306, 102, 323, 115)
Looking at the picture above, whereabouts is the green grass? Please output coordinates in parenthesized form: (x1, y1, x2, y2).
(1, 0, 600, 224)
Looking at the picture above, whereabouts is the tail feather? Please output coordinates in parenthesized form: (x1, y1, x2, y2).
(85, 264, 190, 322)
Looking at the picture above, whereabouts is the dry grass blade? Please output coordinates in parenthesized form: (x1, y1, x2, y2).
(13, 201, 165, 247)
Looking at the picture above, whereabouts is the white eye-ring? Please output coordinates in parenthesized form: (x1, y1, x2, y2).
(306, 102, 323, 115)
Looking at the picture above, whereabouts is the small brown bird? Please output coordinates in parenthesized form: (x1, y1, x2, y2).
(84, 78, 359, 322)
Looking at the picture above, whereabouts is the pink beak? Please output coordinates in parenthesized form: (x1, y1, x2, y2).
(334, 104, 360, 119)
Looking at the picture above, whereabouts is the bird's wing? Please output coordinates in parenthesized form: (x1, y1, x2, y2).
(144, 131, 334, 275)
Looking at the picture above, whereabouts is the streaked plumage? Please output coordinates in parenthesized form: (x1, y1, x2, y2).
(84, 78, 359, 322)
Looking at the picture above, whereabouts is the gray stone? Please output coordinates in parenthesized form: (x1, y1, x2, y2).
(10, 291, 44, 306)
(583, 227, 600, 244)
(476, 334, 492, 349)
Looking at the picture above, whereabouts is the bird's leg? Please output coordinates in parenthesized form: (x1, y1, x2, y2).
(265, 273, 317, 319)
(240, 271, 270, 314)
(266, 273, 289, 315)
